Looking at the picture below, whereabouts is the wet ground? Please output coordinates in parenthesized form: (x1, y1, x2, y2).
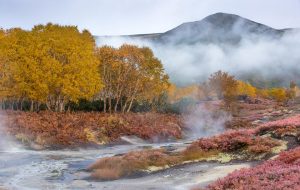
(0, 137, 254, 190)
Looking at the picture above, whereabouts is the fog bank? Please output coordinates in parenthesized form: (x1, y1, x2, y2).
(96, 28, 300, 87)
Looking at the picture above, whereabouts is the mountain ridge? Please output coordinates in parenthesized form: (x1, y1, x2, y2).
(95, 13, 298, 43)
(95, 12, 300, 87)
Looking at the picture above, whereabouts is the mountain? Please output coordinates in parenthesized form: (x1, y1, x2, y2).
(154, 13, 287, 45)
(96, 13, 293, 45)
(95, 13, 300, 87)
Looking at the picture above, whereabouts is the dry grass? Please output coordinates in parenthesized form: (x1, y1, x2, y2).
(88, 149, 184, 180)
(88, 146, 224, 180)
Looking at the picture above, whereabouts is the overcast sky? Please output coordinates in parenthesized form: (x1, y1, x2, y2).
(1, 0, 300, 35)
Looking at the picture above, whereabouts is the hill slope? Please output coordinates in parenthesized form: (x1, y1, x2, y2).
(95, 13, 300, 87)
(96, 13, 290, 45)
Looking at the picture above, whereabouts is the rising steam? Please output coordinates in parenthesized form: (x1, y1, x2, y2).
(0, 112, 22, 152)
(183, 103, 231, 139)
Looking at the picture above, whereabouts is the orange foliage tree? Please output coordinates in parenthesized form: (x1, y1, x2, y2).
(96, 44, 170, 113)
(208, 71, 238, 104)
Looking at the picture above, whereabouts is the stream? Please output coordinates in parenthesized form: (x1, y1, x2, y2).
(0, 136, 253, 190)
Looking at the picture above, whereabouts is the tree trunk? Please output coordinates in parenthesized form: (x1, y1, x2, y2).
(126, 97, 135, 112)
(103, 97, 107, 113)
(37, 102, 41, 112)
(120, 98, 124, 112)
(30, 100, 34, 112)
(58, 102, 64, 112)
(20, 99, 24, 111)
(122, 98, 129, 113)
(114, 95, 121, 112)
(58, 99, 65, 112)
(46, 102, 51, 111)
(108, 97, 112, 114)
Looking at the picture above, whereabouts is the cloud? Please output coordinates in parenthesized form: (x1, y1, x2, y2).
(96, 27, 300, 87)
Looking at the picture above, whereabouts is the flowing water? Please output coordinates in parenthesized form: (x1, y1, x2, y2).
(0, 137, 253, 190)
(0, 110, 253, 190)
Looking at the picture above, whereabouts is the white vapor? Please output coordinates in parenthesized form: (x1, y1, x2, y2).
(0, 112, 22, 152)
(96, 29, 300, 87)
(183, 103, 231, 139)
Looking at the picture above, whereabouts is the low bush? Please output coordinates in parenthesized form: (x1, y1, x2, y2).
(186, 130, 280, 154)
(255, 114, 300, 137)
(260, 114, 300, 128)
(202, 147, 300, 190)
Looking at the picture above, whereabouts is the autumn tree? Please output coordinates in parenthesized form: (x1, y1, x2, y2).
(268, 88, 287, 103)
(168, 84, 200, 103)
(287, 81, 297, 100)
(256, 89, 269, 99)
(33, 24, 102, 111)
(0, 24, 102, 111)
(0, 28, 33, 109)
(236, 81, 256, 98)
(0, 29, 9, 108)
(208, 71, 238, 100)
(96, 46, 119, 113)
(96, 44, 170, 113)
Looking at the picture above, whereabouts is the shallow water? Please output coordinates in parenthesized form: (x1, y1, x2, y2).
(0, 138, 251, 190)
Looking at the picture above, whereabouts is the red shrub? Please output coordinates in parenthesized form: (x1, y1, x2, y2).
(203, 147, 300, 190)
(186, 129, 279, 154)
(277, 147, 300, 164)
(254, 115, 300, 137)
(260, 115, 300, 128)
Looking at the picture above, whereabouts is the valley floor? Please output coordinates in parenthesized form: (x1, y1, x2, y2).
(1, 98, 300, 189)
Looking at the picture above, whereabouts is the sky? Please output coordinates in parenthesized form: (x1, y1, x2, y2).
(0, 0, 300, 36)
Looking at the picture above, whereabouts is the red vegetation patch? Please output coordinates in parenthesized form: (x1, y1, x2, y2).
(203, 147, 300, 190)
(186, 130, 280, 154)
(89, 128, 282, 180)
(255, 114, 300, 138)
(261, 114, 300, 128)
(1, 111, 183, 148)
(89, 113, 300, 181)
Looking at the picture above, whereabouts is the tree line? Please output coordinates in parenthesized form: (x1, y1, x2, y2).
(0, 23, 169, 112)
(200, 70, 297, 107)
